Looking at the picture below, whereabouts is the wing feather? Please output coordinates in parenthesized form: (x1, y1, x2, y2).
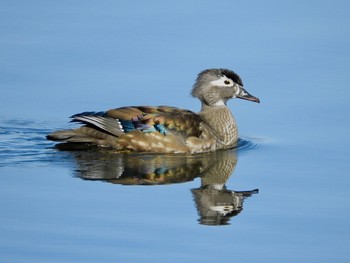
(106, 106, 202, 138)
(71, 114, 124, 137)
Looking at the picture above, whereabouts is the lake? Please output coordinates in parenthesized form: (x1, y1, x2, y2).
(1, 1, 349, 262)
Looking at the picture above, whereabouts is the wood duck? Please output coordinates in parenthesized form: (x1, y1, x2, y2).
(47, 68, 260, 153)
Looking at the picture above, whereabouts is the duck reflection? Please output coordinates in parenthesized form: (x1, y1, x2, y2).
(65, 148, 258, 225)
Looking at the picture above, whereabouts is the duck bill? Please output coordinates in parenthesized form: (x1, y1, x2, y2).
(237, 87, 260, 103)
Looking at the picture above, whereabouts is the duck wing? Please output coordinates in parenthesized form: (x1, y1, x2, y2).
(106, 106, 202, 138)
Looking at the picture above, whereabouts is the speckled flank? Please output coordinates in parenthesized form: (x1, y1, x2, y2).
(117, 131, 189, 153)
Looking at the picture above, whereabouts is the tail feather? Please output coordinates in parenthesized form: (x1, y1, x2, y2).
(46, 130, 77, 141)
(47, 112, 125, 146)
(46, 127, 117, 145)
(46, 130, 99, 143)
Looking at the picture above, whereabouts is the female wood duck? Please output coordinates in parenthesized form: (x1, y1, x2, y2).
(47, 68, 260, 153)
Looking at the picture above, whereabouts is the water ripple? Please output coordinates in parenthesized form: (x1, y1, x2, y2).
(237, 137, 264, 152)
(0, 119, 64, 167)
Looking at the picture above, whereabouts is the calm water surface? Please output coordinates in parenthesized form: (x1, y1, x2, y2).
(1, 1, 350, 262)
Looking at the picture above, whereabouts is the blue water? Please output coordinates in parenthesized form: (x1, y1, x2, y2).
(1, 1, 350, 262)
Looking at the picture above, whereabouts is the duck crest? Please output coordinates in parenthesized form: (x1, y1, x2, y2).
(47, 69, 260, 153)
(220, 69, 243, 86)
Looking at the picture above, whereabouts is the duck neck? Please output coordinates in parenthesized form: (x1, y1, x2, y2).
(199, 103, 238, 147)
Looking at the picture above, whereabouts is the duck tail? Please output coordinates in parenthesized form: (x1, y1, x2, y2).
(47, 111, 124, 145)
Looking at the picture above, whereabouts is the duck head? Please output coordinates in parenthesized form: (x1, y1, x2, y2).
(191, 68, 260, 106)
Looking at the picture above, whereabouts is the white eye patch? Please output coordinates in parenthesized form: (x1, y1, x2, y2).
(210, 76, 233, 87)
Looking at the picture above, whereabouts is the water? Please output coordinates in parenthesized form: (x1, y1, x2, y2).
(1, 1, 350, 262)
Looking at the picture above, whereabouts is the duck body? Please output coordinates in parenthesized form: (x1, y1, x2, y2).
(47, 69, 260, 153)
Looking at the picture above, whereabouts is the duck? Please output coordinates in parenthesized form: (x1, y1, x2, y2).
(46, 68, 260, 153)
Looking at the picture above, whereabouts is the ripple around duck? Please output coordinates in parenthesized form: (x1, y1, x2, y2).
(237, 137, 264, 152)
(0, 119, 65, 167)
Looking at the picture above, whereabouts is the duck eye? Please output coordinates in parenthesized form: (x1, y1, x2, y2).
(224, 80, 231, 85)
